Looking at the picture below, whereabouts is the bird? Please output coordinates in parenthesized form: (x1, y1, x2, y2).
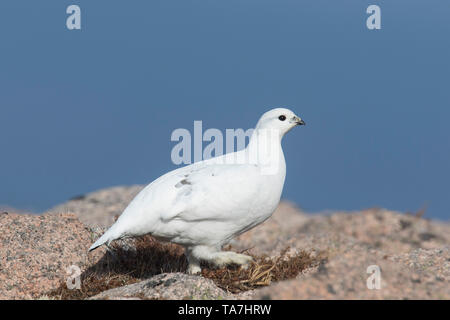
(89, 108, 305, 274)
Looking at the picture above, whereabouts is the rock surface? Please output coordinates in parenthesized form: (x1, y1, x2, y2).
(254, 245, 449, 299)
(2, 185, 449, 299)
(233, 206, 450, 299)
(0, 212, 105, 299)
(48, 185, 144, 227)
(89, 273, 249, 300)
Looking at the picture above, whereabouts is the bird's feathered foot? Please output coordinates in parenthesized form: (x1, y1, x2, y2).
(211, 251, 253, 267)
(185, 249, 202, 275)
(186, 245, 253, 274)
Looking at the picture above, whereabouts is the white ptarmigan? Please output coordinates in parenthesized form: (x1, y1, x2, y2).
(89, 108, 305, 274)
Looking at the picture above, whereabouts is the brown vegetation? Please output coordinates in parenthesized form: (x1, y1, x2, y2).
(48, 236, 320, 299)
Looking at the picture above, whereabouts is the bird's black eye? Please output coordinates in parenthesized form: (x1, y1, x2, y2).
(278, 115, 286, 121)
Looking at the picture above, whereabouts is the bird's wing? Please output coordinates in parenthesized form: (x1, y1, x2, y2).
(159, 162, 263, 223)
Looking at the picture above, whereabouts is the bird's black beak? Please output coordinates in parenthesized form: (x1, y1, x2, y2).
(294, 116, 305, 126)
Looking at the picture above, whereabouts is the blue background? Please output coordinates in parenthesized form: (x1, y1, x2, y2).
(0, 1, 449, 219)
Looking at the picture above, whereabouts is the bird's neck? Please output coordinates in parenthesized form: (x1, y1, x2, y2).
(246, 128, 285, 175)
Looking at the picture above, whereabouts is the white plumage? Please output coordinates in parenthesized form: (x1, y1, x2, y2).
(89, 108, 305, 274)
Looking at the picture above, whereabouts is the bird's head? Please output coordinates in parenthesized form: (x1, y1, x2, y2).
(255, 108, 305, 137)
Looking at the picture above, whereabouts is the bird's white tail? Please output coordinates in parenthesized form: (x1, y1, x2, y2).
(89, 228, 117, 251)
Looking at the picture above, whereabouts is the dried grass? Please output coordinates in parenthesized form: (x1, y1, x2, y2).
(48, 235, 321, 299)
(201, 247, 320, 293)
